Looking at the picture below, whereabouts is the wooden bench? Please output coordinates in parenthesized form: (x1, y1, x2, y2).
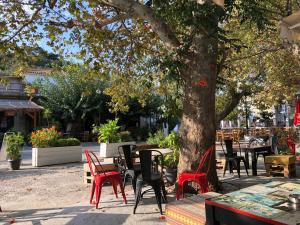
(165, 192, 221, 225)
(265, 155, 296, 178)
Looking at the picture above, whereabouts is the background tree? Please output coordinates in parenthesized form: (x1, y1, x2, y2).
(33, 64, 109, 135)
(216, 1, 300, 122)
(0, 46, 62, 77)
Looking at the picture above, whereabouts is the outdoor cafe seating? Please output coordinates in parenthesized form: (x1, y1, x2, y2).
(84, 145, 169, 214)
(133, 149, 167, 215)
(176, 145, 214, 200)
(117, 144, 141, 194)
(221, 139, 249, 178)
(84, 149, 127, 209)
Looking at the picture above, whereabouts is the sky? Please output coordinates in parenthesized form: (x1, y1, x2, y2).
(22, 2, 81, 62)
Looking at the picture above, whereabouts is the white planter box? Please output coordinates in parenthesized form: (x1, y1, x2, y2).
(100, 142, 136, 157)
(32, 146, 82, 167)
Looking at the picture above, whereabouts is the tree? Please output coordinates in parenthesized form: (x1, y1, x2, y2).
(215, 0, 300, 124)
(33, 64, 109, 134)
(0, 46, 62, 76)
(0, 0, 284, 188)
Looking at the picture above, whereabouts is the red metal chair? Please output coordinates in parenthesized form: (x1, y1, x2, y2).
(84, 149, 127, 209)
(287, 138, 296, 155)
(176, 145, 214, 200)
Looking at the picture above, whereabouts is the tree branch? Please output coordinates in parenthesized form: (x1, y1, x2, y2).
(94, 13, 131, 28)
(4, 1, 46, 42)
(224, 46, 282, 64)
(100, 0, 181, 48)
(216, 89, 248, 123)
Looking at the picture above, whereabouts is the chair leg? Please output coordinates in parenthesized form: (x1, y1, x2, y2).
(123, 173, 128, 190)
(132, 175, 137, 195)
(95, 183, 102, 209)
(90, 181, 96, 204)
(242, 159, 249, 176)
(161, 179, 168, 203)
(223, 159, 228, 177)
(118, 176, 127, 204)
(153, 182, 163, 215)
(112, 178, 118, 199)
(236, 160, 241, 178)
(198, 176, 209, 193)
(133, 181, 143, 214)
(176, 181, 183, 200)
(229, 160, 234, 173)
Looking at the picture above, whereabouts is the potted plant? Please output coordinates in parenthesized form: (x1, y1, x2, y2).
(164, 149, 179, 184)
(5, 132, 24, 170)
(92, 119, 135, 157)
(147, 131, 180, 184)
(160, 132, 180, 184)
(31, 127, 82, 167)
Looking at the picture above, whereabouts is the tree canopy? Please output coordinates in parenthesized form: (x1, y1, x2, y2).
(33, 64, 108, 123)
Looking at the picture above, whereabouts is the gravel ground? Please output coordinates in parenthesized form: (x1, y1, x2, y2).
(0, 144, 300, 225)
(0, 145, 169, 225)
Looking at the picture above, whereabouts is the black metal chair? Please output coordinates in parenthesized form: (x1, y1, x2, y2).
(221, 139, 248, 178)
(117, 144, 141, 194)
(133, 150, 167, 215)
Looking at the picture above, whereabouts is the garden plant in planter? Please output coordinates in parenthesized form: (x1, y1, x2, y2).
(5, 132, 24, 170)
(273, 128, 297, 155)
(161, 132, 180, 184)
(30, 127, 81, 167)
(92, 119, 135, 157)
(147, 131, 180, 184)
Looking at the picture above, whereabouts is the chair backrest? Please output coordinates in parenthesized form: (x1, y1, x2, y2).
(118, 144, 136, 170)
(287, 137, 296, 155)
(84, 149, 105, 177)
(195, 145, 215, 174)
(225, 139, 237, 157)
(139, 150, 164, 182)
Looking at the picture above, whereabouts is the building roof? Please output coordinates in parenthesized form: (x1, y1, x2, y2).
(0, 99, 43, 111)
(24, 68, 52, 76)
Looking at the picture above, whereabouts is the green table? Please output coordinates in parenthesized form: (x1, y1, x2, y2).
(206, 181, 300, 225)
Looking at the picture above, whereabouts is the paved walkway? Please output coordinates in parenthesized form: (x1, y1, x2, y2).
(0, 143, 299, 225)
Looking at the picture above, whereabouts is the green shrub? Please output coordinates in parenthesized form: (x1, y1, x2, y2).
(54, 138, 81, 147)
(66, 138, 81, 146)
(5, 132, 25, 160)
(132, 127, 150, 141)
(160, 132, 180, 169)
(159, 132, 180, 150)
(146, 130, 165, 145)
(119, 131, 133, 142)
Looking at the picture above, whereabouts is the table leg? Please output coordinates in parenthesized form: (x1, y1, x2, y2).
(205, 204, 221, 225)
(245, 151, 250, 169)
(251, 152, 257, 176)
(229, 160, 233, 173)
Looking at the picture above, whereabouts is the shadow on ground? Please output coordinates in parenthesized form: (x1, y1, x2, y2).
(1, 206, 130, 225)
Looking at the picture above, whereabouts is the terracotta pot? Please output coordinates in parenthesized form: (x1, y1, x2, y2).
(31, 88, 38, 94)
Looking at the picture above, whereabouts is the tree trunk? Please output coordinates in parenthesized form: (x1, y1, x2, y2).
(178, 32, 219, 190)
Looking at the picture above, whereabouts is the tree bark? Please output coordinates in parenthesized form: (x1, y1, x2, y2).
(178, 32, 219, 190)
